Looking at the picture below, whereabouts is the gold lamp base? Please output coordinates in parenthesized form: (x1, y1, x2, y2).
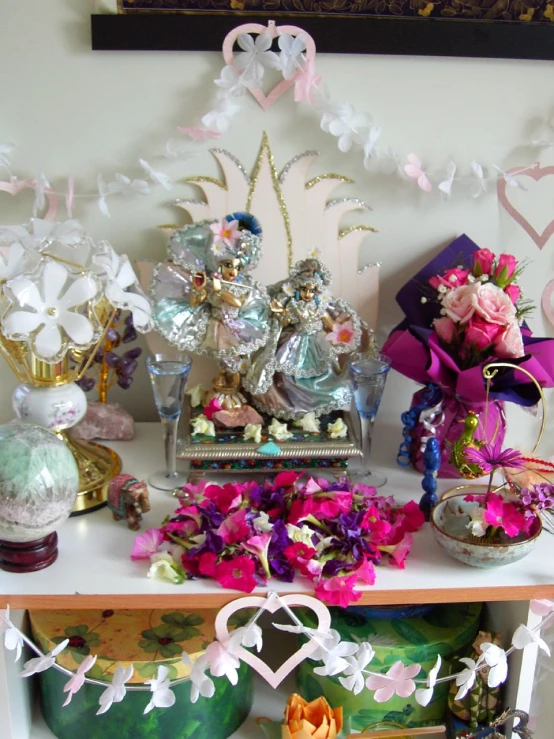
(57, 432, 122, 516)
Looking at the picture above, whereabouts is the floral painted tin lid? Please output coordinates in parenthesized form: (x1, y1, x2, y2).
(29, 608, 244, 684)
(298, 602, 482, 661)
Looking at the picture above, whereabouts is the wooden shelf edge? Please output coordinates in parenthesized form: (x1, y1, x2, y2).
(4, 584, 554, 610)
(91, 14, 554, 60)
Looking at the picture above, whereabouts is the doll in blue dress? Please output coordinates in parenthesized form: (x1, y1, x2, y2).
(150, 212, 270, 408)
(244, 258, 366, 420)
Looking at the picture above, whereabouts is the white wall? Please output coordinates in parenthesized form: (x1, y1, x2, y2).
(1, 1, 554, 434)
(0, 16, 553, 423)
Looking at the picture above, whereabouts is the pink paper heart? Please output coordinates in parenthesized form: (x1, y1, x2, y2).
(497, 163, 554, 249)
(0, 176, 58, 220)
(214, 593, 331, 689)
(222, 21, 316, 112)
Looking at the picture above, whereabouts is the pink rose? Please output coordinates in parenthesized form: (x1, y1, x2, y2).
(473, 248, 495, 277)
(429, 268, 470, 290)
(434, 316, 457, 343)
(495, 254, 518, 285)
(472, 282, 516, 325)
(505, 283, 521, 304)
(464, 316, 503, 352)
(494, 320, 524, 359)
(441, 284, 477, 324)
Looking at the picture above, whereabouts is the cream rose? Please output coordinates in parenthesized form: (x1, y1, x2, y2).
(244, 423, 262, 443)
(268, 418, 293, 441)
(191, 414, 216, 437)
(327, 418, 348, 439)
(472, 282, 516, 326)
(441, 284, 477, 324)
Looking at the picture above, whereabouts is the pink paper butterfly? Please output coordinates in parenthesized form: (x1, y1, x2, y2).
(177, 126, 222, 141)
(404, 154, 432, 193)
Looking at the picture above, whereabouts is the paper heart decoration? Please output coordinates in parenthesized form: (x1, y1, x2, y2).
(222, 21, 316, 112)
(0, 176, 58, 221)
(214, 593, 331, 689)
(541, 278, 554, 328)
(497, 163, 554, 249)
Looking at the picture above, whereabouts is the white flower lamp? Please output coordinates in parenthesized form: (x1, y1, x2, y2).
(0, 219, 153, 514)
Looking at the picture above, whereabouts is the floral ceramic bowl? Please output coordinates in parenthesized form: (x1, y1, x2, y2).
(430, 492, 542, 568)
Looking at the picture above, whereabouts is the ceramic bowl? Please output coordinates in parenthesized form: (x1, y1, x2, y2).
(430, 492, 542, 568)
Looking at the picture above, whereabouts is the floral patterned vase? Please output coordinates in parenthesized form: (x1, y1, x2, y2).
(12, 381, 87, 432)
(399, 384, 506, 479)
(29, 608, 253, 739)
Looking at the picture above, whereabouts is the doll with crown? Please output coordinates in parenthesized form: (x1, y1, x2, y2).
(150, 213, 270, 411)
(244, 257, 366, 420)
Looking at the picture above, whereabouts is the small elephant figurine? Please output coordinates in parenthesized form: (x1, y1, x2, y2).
(107, 474, 150, 531)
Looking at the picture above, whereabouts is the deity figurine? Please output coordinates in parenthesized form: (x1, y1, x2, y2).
(150, 213, 270, 410)
(244, 258, 366, 420)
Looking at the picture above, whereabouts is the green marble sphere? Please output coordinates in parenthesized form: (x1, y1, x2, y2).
(0, 421, 78, 543)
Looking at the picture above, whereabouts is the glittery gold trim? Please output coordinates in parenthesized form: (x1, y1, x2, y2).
(246, 132, 293, 271)
(183, 176, 228, 190)
(339, 225, 379, 238)
(306, 174, 354, 189)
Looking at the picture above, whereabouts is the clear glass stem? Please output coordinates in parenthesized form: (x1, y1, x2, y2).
(163, 417, 179, 478)
(359, 415, 374, 475)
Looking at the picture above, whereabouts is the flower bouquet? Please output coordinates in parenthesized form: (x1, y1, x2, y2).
(132, 473, 425, 607)
(383, 234, 554, 477)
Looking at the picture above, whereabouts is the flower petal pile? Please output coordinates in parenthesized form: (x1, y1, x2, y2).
(133, 474, 424, 607)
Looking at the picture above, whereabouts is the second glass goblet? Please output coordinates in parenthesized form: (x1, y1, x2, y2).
(348, 354, 391, 488)
(146, 353, 192, 491)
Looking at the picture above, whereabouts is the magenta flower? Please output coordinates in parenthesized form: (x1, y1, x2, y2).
(131, 529, 164, 561)
(216, 509, 251, 545)
(203, 397, 222, 421)
(315, 574, 362, 608)
(204, 484, 243, 514)
(241, 533, 272, 577)
(215, 556, 257, 593)
(379, 533, 414, 569)
(353, 558, 376, 586)
(463, 441, 525, 473)
(484, 494, 527, 538)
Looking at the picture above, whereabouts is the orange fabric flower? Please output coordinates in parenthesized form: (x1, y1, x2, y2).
(282, 694, 343, 739)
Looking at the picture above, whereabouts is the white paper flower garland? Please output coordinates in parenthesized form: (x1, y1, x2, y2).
(1, 22, 553, 220)
(1, 595, 553, 717)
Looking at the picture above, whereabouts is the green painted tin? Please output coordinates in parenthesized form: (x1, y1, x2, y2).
(295, 602, 482, 731)
(29, 608, 253, 739)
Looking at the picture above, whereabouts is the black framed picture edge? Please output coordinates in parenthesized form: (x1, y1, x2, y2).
(91, 13, 554, 61)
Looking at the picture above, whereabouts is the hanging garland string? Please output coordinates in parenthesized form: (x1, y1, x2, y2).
(1, 595, 553, 716)
(1, 22, 553, 220)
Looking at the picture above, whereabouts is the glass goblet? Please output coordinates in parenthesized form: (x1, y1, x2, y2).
(348, 354, 392, 488)
(146, 353, 192, 491)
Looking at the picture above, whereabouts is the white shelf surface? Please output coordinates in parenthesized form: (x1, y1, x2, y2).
(2, 420, 554, 607)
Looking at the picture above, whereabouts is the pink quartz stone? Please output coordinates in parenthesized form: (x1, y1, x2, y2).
(212, 406, 263, 429)
(70, 402, 135, 441)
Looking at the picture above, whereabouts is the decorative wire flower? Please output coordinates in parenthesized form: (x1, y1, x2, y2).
(277, 33, 306, 80)
(234, 32, 280, 87)
(463, 440, 525, 473)
(2, 260, 101, 362)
